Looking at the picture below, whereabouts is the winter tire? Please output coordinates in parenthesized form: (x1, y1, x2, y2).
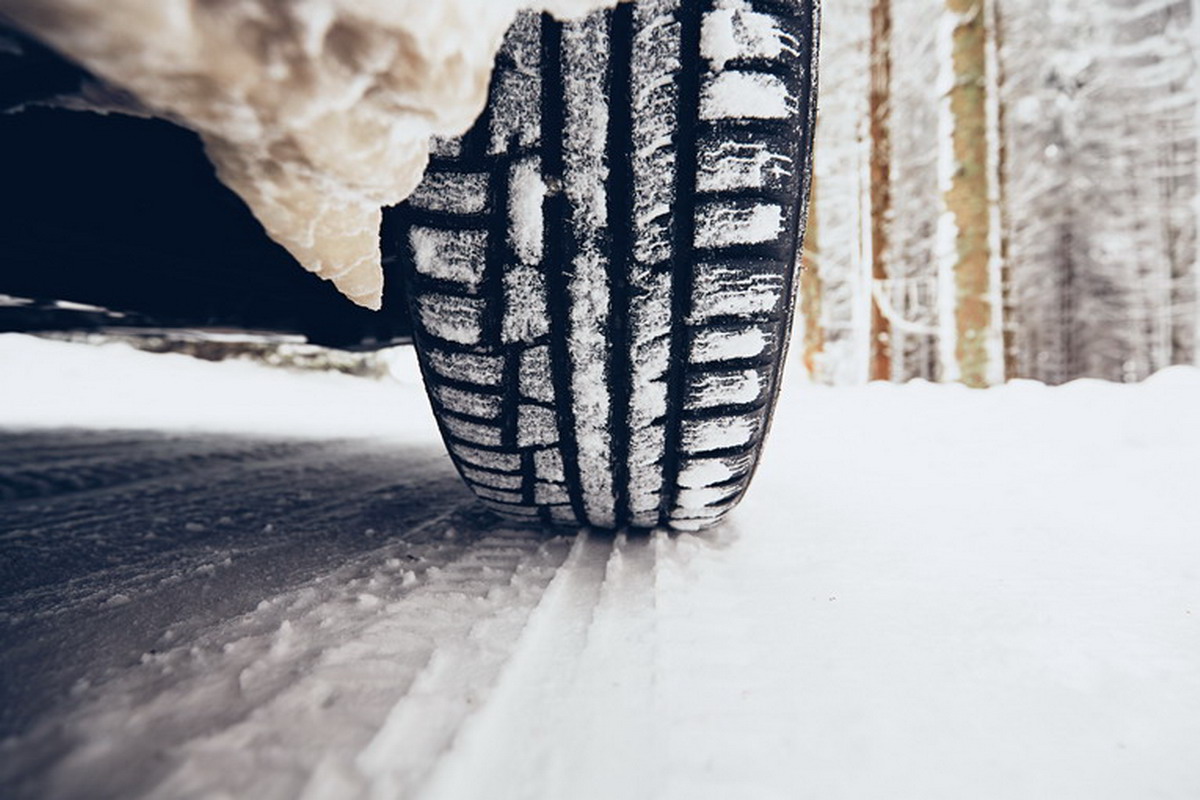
(391, 0, 818, 530)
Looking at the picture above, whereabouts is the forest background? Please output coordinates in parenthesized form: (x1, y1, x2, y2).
(799, 0, 1199, 386)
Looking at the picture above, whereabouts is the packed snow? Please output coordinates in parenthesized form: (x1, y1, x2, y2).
(1, 333, 1199, 799)
(1, 0, 624, 309)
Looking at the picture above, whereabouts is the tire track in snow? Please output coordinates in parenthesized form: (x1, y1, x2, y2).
(0, 432, 316, 502)
(0, 431, 476, 744)
(6, 519, 570, 800)
(415, 531, 661, 800)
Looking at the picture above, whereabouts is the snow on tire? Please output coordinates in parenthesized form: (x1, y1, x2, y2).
(392, 0, 818, 531)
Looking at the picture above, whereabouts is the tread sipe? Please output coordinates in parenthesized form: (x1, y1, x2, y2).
(391, 0, 818, 531)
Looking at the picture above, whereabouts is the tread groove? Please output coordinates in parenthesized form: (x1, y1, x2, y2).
(540, 14, 591, 525)
(659, 0, 707, 522)
(606, 1, 636, 529)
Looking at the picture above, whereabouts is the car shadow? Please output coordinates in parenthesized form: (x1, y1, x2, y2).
(0, 427, 557, 741)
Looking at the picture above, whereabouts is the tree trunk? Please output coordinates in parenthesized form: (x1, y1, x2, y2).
(938, 0, 997, 387)
(868, 0, 893, 381)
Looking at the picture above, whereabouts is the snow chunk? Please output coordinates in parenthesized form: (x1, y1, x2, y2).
(509, 160, 547, 266)
(6, 0, 625, 308)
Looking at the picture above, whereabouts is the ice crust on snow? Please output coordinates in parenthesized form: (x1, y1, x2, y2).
(4, 0, 623, 309)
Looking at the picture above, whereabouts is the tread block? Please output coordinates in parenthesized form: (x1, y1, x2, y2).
(442, 414, 504, 446)
(701, 4, 800, 70)
(410, 227, 488, 289)
(502, 266, 551, 344)
(448, 443, 520, 473)
(549, 504, 579, 524)
(517, 404, 558, 448)
(700, 70, 793, 120)
(408, 171, 489, 214)
(460, 466, 523, 490)
(432, 384, 503, 420)
(689, 263, 784, 322)
(697, 136, 792, 193)
(490, 14, 542, 154)
(424, 348, 505, 386)
(534, 481, 571, 505)
(682, 414, 760, 452)
(475, 485, 525, 504)
(628, 424, 666, 518)
(689, 323, 773, 362)
(685, 368, 767, 410)
(630, 0, 681, 267)
(508, 159, 546, 266)
(695, 200, 784, 249)
(675, 484, 741, 511)
(677, 454, 754, 489)
(534, 448, 565, 482)
(417, 294, 485, 346)
(429, 135, 462, 158)
(519, 346, 556, 403)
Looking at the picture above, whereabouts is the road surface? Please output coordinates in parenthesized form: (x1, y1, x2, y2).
(1, 335, 1199, 799)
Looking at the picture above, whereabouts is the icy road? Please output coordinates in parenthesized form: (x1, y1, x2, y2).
(2, 334, 1199, 799)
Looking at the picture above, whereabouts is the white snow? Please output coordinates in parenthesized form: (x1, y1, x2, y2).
(700, 71, 792, 120)
(501, 265, 551, 344)
(410, 227, 489, 289)
(689, 325, 771, 362)
(695, 201, 784, 248)
(0, 334, 430, 440)
(2, 334, 1199, 799)
(700, 0, 796, 73)
(417, 294, 485, 346)
(509, 159, 548, 267)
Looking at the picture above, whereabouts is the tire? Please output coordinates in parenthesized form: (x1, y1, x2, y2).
(390, 0, 818, 531)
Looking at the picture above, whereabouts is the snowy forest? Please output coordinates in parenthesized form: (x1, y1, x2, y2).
(798, 0, 1200, 386)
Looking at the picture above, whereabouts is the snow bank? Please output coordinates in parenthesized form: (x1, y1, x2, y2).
(3, 0, 623, 308)
(0, 333, 434, 439)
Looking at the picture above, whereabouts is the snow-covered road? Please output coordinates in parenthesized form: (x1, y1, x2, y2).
(2, 334, 1199, 799)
